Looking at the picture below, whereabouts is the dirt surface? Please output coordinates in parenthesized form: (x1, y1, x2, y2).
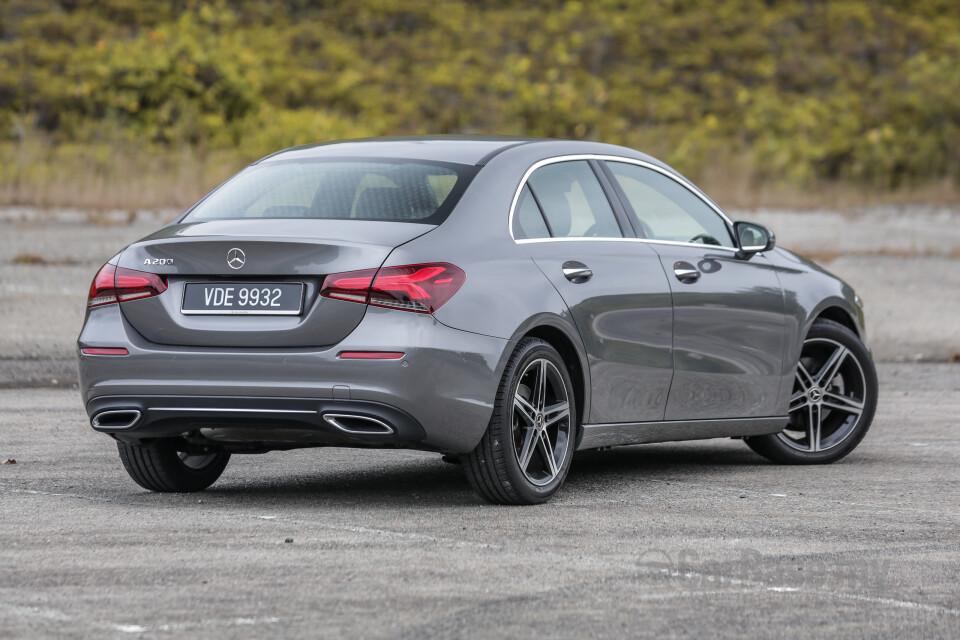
(1, 206, 960, 638)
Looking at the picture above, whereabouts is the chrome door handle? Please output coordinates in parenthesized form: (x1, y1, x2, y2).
(562, 262, 593, 282)
(673, 262, 701, 283)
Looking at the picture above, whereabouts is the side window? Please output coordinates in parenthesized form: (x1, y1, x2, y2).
(605, 161, 734, 248)
(512, 185, 551, 239)
(526, 161, 622, 238)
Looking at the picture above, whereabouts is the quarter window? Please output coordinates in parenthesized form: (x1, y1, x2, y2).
(512, 185, 551, 240)
(605, 161, 734, 248)
(525, 161, 622, 238)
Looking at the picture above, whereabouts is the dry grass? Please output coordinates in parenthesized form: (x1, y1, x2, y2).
(0, 140, 245, 211)
(3, 140, 960, 212)
(697, 156, 960, 210)
(10, 252, 81, 266)
(800, 246, 955, 263)
(11, 253, 46, 265)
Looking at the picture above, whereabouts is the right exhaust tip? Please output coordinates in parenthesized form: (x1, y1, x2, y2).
(322, 413, 395, 436)
(91, 409, 142, 430)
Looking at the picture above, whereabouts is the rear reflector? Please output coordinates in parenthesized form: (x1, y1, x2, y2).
(81, 347, 129, 356)
(87, 263, 168, 308)
(338, 351, 405, 360)
(321, 263, 465, 314)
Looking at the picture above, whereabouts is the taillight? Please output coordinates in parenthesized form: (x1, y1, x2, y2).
(87, 263, 168, 308)
(369, 263, 465, 313)
(319, 268, 378, 303)
(88, 263, 119, 308)
(320, 263, 465, 314)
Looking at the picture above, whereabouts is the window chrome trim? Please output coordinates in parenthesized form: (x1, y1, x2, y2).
(508, 154, 736, 248)
(512, 236, 740, 252)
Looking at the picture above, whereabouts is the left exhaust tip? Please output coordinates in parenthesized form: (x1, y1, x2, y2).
(91, 409, 142, 430)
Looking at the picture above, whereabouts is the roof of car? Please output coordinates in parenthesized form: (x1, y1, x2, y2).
(256, 135, 680, 189)
(258, 136, 539, 166)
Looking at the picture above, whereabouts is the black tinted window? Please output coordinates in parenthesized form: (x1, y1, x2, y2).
(526, 161, 622, 238)
(185, 160, 475, 224)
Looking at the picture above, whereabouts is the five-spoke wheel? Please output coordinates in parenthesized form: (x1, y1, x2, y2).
(463, 338, 577, 504)
(512, 358, 572, 487)
(747, 319, 877, 464)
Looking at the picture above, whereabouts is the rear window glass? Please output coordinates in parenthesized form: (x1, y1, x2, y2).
(185, 159, 477, 224)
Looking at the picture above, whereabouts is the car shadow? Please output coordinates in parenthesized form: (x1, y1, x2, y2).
(192, 441, 774, 508)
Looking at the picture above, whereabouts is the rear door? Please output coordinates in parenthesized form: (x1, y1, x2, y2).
(601, 160, 786, 420)
(513, 159, 673, 424)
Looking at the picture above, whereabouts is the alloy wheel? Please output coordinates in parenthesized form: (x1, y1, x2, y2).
(512, 358, 572, 486)
(781, 337, 867, 453)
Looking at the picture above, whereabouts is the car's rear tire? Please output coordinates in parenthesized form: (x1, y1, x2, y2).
(463, 338, 577, 505)
(117, 440, 230, 492)
(746, 318, 877, 464)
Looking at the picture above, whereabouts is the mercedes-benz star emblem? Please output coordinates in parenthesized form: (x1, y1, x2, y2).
(227, 248, 245, 270)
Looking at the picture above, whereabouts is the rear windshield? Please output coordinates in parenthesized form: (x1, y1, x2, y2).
(184, 159, 477, 224)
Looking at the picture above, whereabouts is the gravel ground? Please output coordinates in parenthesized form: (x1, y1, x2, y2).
(1, 206, 959, 638)
(1, 364, 959, 638)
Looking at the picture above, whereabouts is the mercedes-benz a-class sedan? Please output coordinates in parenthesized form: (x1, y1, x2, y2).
(78, 137, 877, 504)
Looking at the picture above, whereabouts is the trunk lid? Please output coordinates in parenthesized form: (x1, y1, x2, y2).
(115, 219, 432, 347)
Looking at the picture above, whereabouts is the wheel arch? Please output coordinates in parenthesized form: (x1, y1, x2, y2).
(511, 315, 591, 442)
(813, 305, 861, 338)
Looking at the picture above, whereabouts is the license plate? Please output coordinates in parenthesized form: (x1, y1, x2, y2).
(181, 283, 304, 315)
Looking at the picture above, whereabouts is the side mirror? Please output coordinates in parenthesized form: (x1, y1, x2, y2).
(733, 221, 775, 258)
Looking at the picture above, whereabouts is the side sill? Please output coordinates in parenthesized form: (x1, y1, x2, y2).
(577, 416, 788, 450)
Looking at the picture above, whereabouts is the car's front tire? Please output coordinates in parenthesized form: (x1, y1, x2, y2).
(746, 318, 877, 464)
(117, 440, 230, 492)
(463, 338, 577, 505)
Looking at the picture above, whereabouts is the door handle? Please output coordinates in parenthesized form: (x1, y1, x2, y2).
(562, 261, 593, 283)
(673, 261, 701, 283)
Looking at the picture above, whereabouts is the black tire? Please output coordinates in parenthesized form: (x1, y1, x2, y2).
(746, 318, 877, 464)
(117, 440, 230, 492)
(463, 338, 577, 505)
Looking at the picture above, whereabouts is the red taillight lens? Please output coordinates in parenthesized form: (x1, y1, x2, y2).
(87, 263, 168, 308)
(369, 263, 465, 313)
(319, 268, 377, 303)
(320, 263, 465, 314)
(88, 263, 119, 308)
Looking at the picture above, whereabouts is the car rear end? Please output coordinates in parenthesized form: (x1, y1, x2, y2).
(77, 156, 509, 454)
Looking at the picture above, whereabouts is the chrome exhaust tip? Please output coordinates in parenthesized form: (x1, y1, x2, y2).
(91, 409, 142, 430)
(322, 413, 394, 436)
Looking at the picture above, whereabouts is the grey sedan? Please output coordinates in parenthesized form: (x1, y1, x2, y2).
(78, 137, 877, 504)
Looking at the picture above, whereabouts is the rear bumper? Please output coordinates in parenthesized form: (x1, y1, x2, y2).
(78, 305, 512, 452)
(88, 394, 428, 450)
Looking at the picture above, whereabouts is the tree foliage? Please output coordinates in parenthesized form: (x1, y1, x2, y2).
(2, 0, 959, 192)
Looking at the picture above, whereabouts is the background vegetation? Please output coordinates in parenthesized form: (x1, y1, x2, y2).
(2, 0, 959, 209)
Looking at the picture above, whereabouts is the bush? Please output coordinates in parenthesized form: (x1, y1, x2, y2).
(2, 0, 959, 206)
